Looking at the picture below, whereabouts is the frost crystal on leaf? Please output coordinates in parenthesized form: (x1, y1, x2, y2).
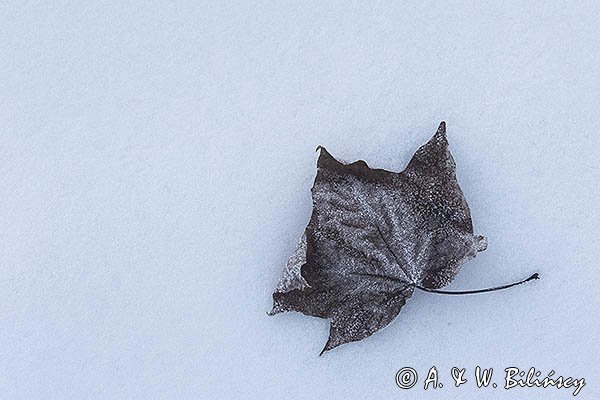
(269, 122, 487, 354)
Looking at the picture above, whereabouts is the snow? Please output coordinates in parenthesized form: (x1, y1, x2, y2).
(1, 1, 599, 398)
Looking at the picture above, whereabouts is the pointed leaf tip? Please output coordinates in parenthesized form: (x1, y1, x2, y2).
(267, 303, 284, 316)
(319, 339, 333, 356)
(437, 121, 446, 135)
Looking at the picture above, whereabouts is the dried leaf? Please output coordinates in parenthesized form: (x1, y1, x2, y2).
(269, 122, 488, 354)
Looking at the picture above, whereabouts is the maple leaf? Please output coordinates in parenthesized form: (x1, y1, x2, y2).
(269, 122, 534, 355)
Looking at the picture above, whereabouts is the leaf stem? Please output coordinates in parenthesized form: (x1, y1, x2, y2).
(413, 273, 539, 295)
(350, 272, 540, 295)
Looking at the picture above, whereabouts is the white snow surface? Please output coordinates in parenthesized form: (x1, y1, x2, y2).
(1, 1, 599, 399)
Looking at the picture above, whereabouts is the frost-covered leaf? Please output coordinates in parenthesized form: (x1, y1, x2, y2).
(269, 122, 487, 354)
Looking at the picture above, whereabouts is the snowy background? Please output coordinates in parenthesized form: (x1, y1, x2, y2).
(1, 1, 599, 399)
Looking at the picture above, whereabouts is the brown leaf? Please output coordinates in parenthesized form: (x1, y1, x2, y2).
(269, 122, 487, 354)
